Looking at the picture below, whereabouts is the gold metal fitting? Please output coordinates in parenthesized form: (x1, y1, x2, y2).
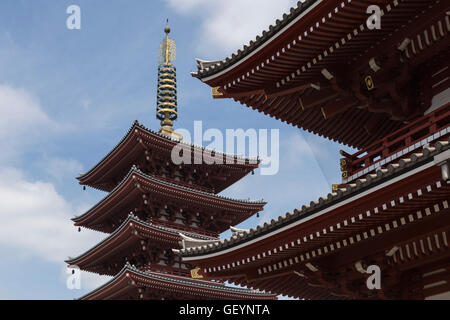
(212, 86, 225, 99)
(190, 268, 204, 279)
(365, 75, 375, 91)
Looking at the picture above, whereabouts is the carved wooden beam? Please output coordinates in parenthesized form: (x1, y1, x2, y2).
(321, 97, 359, 119)
(299, 89, 339, 110)
(266, 82, 321, 98)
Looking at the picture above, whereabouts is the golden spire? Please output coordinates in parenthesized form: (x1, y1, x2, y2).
(156, 19, 181, 139)
(160, 19, 176, 65)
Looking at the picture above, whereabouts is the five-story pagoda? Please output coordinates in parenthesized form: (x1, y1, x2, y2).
(66, 22, 276, 300)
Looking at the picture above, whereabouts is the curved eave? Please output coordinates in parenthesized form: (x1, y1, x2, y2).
(193, 0, 448, 149)
(73, 167, 266, 229)
(79, 264, 276, 300)
(193, 0, 322, 84)
(66, 215, 214, 271)
(178, 139, 450, 262)
(78, 121, 260, 191)
(66, 215, 139, 269)
(76, 121, 141, 184)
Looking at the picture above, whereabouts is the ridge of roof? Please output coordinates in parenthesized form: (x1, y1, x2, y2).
(193, 0, 318, 79)
(178, 137, 450, 257)
(78, 120, 259, 181)
(66, 213, 216, 264)
(133, 167, 266, 205)
(73, 166, 265, 223)
(78, 261, 274, 300)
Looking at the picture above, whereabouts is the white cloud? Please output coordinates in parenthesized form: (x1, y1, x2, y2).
(0, 85, 53, 160)
(0, 85, 50, 136)
(0, 86, 95, 262)
(0, 165, 112, 294)
(166, 0, 299, 56)
(0, 85, 110, 295)
(39, 157, 84, 184)
(0, 167, 102, 263)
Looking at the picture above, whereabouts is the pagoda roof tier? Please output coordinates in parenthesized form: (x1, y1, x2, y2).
(66, 214, 214, 276)
(176, 138, 450, 298)
(79, 263, 276, 300)
(77, 121, 259, 193)
(193, 0, 319, 80)
(192, 0, 450, 148)
(73, 167, 265, 234)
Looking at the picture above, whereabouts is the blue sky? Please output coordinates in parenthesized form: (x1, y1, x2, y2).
(0, 0, 352, 299)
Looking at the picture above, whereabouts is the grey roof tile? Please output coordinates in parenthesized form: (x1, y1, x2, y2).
(178, 137, 450, 257)
(78, 121, 259, 181)
(78, 262, 273, 299)
(193, 0, 318, 79)
(67, 213, 215, 264)
(73, 166, 265, 223)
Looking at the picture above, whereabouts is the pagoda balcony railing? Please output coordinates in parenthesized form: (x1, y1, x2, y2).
(341, 103, 450, 184)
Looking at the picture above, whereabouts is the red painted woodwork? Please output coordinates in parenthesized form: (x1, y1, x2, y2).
(80, 266, 276, 300)
(77, 122, 258, 194)
(179, 0, 450, 300)
(68, 121, 272, 300)
(194, 0, 450, 149)
(342, 103, 450, 182)
(181, 162, 450, 299)
(73, 168, 264, 235)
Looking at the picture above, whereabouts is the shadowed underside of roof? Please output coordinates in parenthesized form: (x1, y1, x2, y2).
(77, 121, 260, 193)
(179, 136, 450, 258)
(191, 0, 449, 149)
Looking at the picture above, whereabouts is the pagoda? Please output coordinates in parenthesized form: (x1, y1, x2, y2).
(175, 0, 450, 300)
(66, 21, 276, 300)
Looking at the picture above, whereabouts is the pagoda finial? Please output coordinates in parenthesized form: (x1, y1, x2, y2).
(164, 19, 170, 34)
(156, 19, 181, 139)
